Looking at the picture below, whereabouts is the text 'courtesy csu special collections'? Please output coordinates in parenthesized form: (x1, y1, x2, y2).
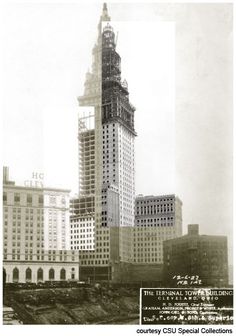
(136, 327, 234, 335)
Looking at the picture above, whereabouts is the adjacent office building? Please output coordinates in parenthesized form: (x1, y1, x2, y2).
(114, 195, 183, 283)
(70, 196, 95, 251)
(163, 224, 229, 287)
(133, 194, 182, 264)
(3, 167, 79, 283)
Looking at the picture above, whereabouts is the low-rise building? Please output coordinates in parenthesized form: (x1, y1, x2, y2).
(163, 224, 229, 287)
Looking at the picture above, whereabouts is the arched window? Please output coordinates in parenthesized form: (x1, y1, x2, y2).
(13, 267, 19, 283)
(49, 268, 55, 280)
(60, 268, 66, 280)
(37, 268, 43, 282)
(3, 268, 6, 286)
(71, 267, 75, 280)
(25, 268, 32, 282)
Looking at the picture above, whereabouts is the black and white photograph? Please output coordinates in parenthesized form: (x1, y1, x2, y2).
(1, 0, 234, 333)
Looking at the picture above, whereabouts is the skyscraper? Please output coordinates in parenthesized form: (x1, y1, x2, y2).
(71, 4, 136, 280)
(71, 4, 182, 283)
(101, 21, 136, 227)
(77, 3, 136, 228)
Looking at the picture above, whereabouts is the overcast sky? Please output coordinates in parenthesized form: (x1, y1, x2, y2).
(2, 3, 233, 261)
(2, 3, 175, 195)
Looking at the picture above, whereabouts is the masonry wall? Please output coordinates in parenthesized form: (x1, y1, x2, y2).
(3, 261, 79, 283)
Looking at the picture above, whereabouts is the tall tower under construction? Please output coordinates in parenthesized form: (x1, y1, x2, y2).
(70, 4, 136, 280)
(101, 22, 136, 227)
(75, 4, 136, 229)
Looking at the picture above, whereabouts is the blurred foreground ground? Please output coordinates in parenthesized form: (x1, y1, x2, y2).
(3, 283, 139, 325)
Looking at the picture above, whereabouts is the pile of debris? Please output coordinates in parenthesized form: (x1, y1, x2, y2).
(3, 306, 23, 325)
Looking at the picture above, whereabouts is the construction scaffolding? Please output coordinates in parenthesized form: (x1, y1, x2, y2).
(70, 196, 95, 219)
(78, 111, 95, 197)
(102, 22, 136, 136)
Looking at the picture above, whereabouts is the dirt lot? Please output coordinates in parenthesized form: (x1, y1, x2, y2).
(3, 284, 139, 324)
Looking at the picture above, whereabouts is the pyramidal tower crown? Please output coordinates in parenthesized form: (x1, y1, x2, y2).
(101, 3, 110, 22)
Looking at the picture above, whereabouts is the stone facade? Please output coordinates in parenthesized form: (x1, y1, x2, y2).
(163, 224, 229, 287)
(3, 167, 79, 283)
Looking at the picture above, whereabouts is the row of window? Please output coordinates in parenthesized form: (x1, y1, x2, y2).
(135, 222, 174, 227)
(72, 246, 94, 250)
(9, 267, 75, 282)
(3, 194, 67, 206)
(80, 260, 108, 265)
(3, 193, 43, 204)
(79, 253, 109, 259)
(136, 198, 174, 204)
(134, 259, 162, 263)
(5, 254, 75, 261)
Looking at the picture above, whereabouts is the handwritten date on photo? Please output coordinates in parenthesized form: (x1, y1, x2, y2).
(140, 288, 233, 325)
